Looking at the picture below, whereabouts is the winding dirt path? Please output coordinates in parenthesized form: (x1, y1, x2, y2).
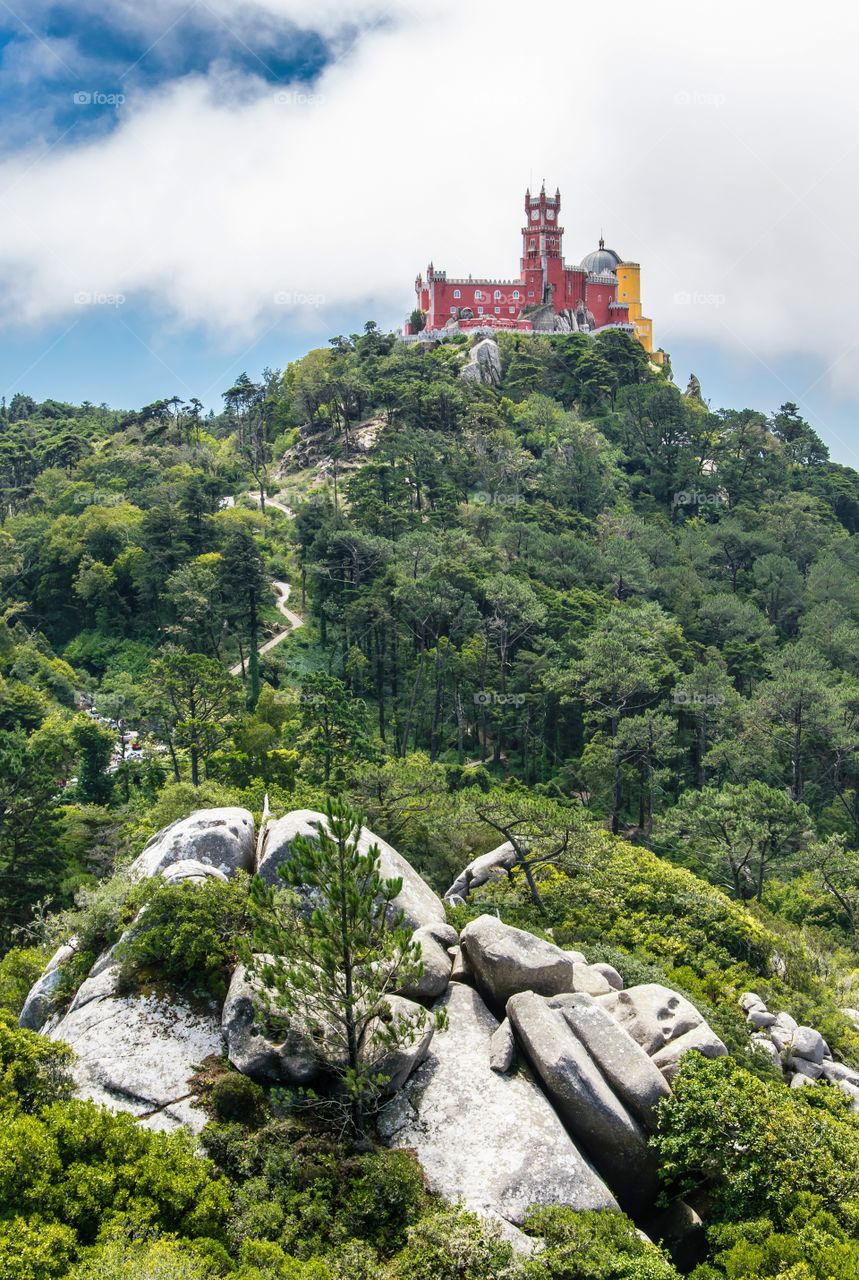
(229, 490, 303, 678)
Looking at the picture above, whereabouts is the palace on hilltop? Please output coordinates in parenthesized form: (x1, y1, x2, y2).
(406, 183, 660, 359)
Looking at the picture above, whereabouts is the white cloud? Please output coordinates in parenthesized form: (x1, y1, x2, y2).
(2, 0, 859, 397)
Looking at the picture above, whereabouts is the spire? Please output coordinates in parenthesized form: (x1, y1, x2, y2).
(599, 234, 605, 250)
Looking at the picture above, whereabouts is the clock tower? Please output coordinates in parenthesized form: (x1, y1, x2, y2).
(521, 181, 563, 304)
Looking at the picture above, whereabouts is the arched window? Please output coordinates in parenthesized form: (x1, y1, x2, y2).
(512, 290, 520, 299)
(475, 289, 482, 300)
(453, 288, 461, 299)
(494, 290, 501, 300)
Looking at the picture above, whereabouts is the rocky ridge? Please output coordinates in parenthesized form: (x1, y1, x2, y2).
(21, 807, 730, 1239)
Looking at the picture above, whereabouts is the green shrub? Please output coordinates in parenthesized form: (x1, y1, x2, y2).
(698, 1196, 859, 1278)
(116, 875, 250, 998)
(0, 1096, 230, 1249)
(384, 1208, 517, 1280)
(209, 1073, 267, 1126)
(520, 1206, 681, 1279)
(652, 1054, 859, 1227)
(0, 1011, 74, 1112)
(0, 1216, 77, 1280)
(68, 1236, 213, 1279)
(0, 947, 49, 1015)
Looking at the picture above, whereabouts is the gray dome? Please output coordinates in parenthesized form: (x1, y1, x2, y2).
(580, 239, 621, 276)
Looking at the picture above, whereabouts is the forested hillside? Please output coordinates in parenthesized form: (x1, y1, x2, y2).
(5, 327, 859, 1278)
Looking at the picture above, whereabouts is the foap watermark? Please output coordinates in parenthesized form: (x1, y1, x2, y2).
(73, 491, 126, 507)
(673, 289, 726, 308)
(73, 90, 125, 107)
(273, 89, 325, 107)
(474, 690, 525, 707)
(673, 689, 725, 707)
(274, 290, 326, 308)
(673, 90, 726, 107)
(473, 491, 523, 508)
(672, 489, 728, 508)
(74, 291, 125, 308)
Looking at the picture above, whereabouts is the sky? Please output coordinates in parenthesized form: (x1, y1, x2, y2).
(2, 0, 859, 463)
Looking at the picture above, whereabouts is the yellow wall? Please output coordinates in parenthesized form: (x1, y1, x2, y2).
(617, 261, 654, 353)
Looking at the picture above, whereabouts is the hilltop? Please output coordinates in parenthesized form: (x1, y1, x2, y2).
(4, 325, 859, 1277)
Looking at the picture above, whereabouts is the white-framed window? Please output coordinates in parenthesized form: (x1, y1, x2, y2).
(450, 305, 457, 313)
(528, 290, 534, 298)
(528, 239, 535, 252)
(494, 289, 501, 300)
(512, 290, 520, 299)
(475, 289, 482, 300)
(477, 305, 484, 314)
(453, 288, 461, 299)
(494, 306, 500, 314)
(509, 307, 515, 314)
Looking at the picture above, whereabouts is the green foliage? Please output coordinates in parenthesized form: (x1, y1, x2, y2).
(248, 797, 429, 1135)
(384, 1208, 517, 1280)
(653, 1054, 859, 1226)
(0, 947, 48, 1014)
(117, 875, 250, 998)
(209, 1072, 267, 1125)
(0, 1012, 74, 1112)
(521, 1206, 681, 1279)
(697, 1196, 859, 1279)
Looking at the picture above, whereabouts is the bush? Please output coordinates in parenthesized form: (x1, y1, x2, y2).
(652, 1054, 859, 1227)
(697, 1196, 859, 1278)
(520, 1206, 681, 1279)
(209, 1073, 267, 1126)
(0, 1097, 231, 1249)
(385, 1208, 517, 1280)
(116, 875, 250, 998)
(0, 1011, 74, 1112)
(0, 947, 49, 1015)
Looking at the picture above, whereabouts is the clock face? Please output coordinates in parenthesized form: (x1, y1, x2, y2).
(547, 208, 555, 219)
(530, 209, 539, 221)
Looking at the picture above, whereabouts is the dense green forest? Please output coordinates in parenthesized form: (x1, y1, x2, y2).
(5, 326, 859, 1277)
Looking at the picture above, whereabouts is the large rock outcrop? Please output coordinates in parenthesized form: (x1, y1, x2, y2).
(460, 338, 502, 386)
(379, 982, 618, 1228)
(130, 807, 255, 881)
(508, 991, 659, 1216)
(48, 951, 220, 1133)
(257, 809, 446, 930)
(460, 914, 574, 1011)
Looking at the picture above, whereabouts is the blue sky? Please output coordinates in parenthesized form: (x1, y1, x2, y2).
(1, 1, 858, 466)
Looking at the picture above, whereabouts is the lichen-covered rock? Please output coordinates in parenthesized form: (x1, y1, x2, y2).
(257, 809, 445, 931)
(18, 940, 78, 1032)
(362, 993, 434, 1094)
(548, 993, 670, 1132)
(571, 964, 613, 997)
(460, 338, 503, 386)
(489, 1017, 517, 1073)
(444, 843, 516, 901)
(590, 962, 624, 991)
(379, 983, 617, 1227)
(460, 914, 574, 1011)
(131, 808, 255, 881)
(598, 985, 704, 1056)
(507, 991, 659, 1216)
(221, 960, 319, 1085)
(397, 923, 457, 1003)
(49, 954, 220, 1132)
(746, 1007, 776, 1029)
(650, 1023, 727, 1082)
(161, 859, 230, 886)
